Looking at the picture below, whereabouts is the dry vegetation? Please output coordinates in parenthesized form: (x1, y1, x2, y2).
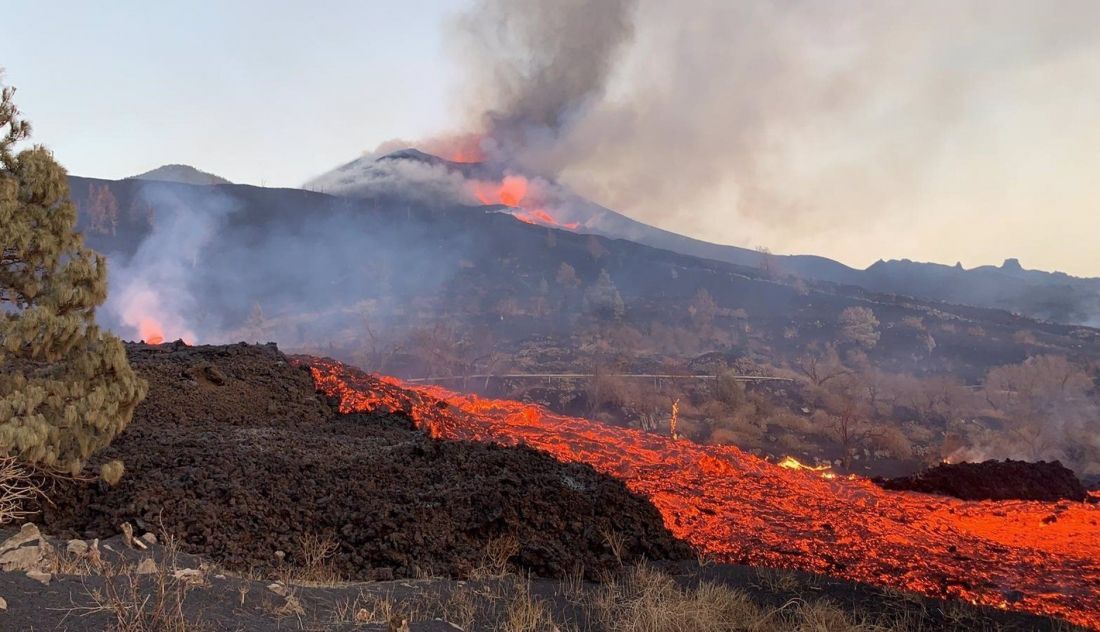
(0, 456, 39, 525)
(2, 521, 1074, 631)
(319, 563, 1005, 632)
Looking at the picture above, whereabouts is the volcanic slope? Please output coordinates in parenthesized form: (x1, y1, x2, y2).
(303, 356, 1100, 630)
(69, 175, 1100, 384)
(39, 342, 690, 580)
(311, 149, 1100, 327)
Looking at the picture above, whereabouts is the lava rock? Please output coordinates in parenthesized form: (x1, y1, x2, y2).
(37, 343, 690, 581)
(876, 459, 1087, 502)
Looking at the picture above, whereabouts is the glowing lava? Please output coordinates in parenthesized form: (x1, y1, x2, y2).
(776, 455, 838, 480)
(473, 175, 529, 207)
(513, 209, 580, 230)
(299, 357, 1100, 630)
(137, 318, 165, 345)
(470, 176, 580, 230)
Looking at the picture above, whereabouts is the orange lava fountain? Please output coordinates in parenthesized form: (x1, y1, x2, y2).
(470, 176, 580, 231)
(299, 357, 1100, 629)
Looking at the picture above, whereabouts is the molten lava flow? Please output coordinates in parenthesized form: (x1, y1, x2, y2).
(299, 357, 1100, 630)
(513, 209, 580, 230)
(776, 456, 837, 480)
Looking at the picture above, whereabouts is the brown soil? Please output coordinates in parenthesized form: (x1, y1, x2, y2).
(37, 342, 689, 580)
(876, 459, 1088, 502)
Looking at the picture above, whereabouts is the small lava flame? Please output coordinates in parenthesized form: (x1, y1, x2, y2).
(298, 357, 1100, 629)
(777, 456, 837, 479)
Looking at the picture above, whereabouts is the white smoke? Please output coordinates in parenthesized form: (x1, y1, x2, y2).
(104, 183, 238, 344)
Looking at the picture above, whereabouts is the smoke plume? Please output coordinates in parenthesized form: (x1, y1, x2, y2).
(447, 0, 638, 172)
(104, 183, 237, 344)
(446, 0, 1100, 276)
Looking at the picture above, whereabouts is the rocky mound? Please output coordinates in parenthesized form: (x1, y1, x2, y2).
(877, 459, 1088, 502)
(38, 343, 690, 580)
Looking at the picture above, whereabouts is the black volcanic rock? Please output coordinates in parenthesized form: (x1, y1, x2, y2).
(38, 343, 690, 580)
(877, 459, 1087, 502)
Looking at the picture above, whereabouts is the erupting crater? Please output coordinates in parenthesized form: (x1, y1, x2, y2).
(470, 175, 580, 230)
(299, 356, 1100, 629)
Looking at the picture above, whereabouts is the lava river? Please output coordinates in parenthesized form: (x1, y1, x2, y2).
(299, 357, 1100, 629)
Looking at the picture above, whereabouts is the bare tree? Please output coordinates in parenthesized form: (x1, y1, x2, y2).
(688, 289, 718, 334)
(982, 355, 1093, 459)
(837, 306, 880, 349)
(85, 183, 119, 235)
(815, 373, 883, 471)
(793, 343, 849, 387)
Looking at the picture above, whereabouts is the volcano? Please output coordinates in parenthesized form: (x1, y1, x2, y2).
(300, 355, 1100, 629)
(308, 148, 1100, 327)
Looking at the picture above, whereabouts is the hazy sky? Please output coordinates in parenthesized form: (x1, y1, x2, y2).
(3, 1, 1098, 276)
(1, 1, 466, 185)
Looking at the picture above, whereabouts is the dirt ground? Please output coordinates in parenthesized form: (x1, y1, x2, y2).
(0, 529, 1076, 631)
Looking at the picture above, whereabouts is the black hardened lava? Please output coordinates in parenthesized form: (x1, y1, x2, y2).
(876, 459, 1088, 502)
(38, 343, 690, 580)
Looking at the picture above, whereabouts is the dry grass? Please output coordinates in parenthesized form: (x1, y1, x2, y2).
(502, 578, 558, 632)
(39, 527, 1014, 632)
(81, 570, 201, 632)
(330, 590, 426, 629)
(469, 534, 521, 580)
(591, 564, 915, 632)
(292, 532, 342, 584)
(439, 583, 480, 630)
(601, 528, 627, 566)
(72, 534, 207, 632)
(592, 563, 761, 632)
(0, 456, 41, 524)
(753, 567, 803, 593)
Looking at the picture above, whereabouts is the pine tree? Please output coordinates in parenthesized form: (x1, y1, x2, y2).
(0, 78, 146, 475)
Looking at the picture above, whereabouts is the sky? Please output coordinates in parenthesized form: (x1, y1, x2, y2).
(0, 1, 466, 186)
(3, 1, 1098, 277)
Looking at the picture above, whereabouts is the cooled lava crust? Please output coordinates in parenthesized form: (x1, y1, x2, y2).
(877, 459, 1088, 502)
(38, 342, 690, 580)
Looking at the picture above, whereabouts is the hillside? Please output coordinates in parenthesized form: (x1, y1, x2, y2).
(128, 163, 232, 186)
(66, 174, 1100, 479)
(311, 149, 1100, 327)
